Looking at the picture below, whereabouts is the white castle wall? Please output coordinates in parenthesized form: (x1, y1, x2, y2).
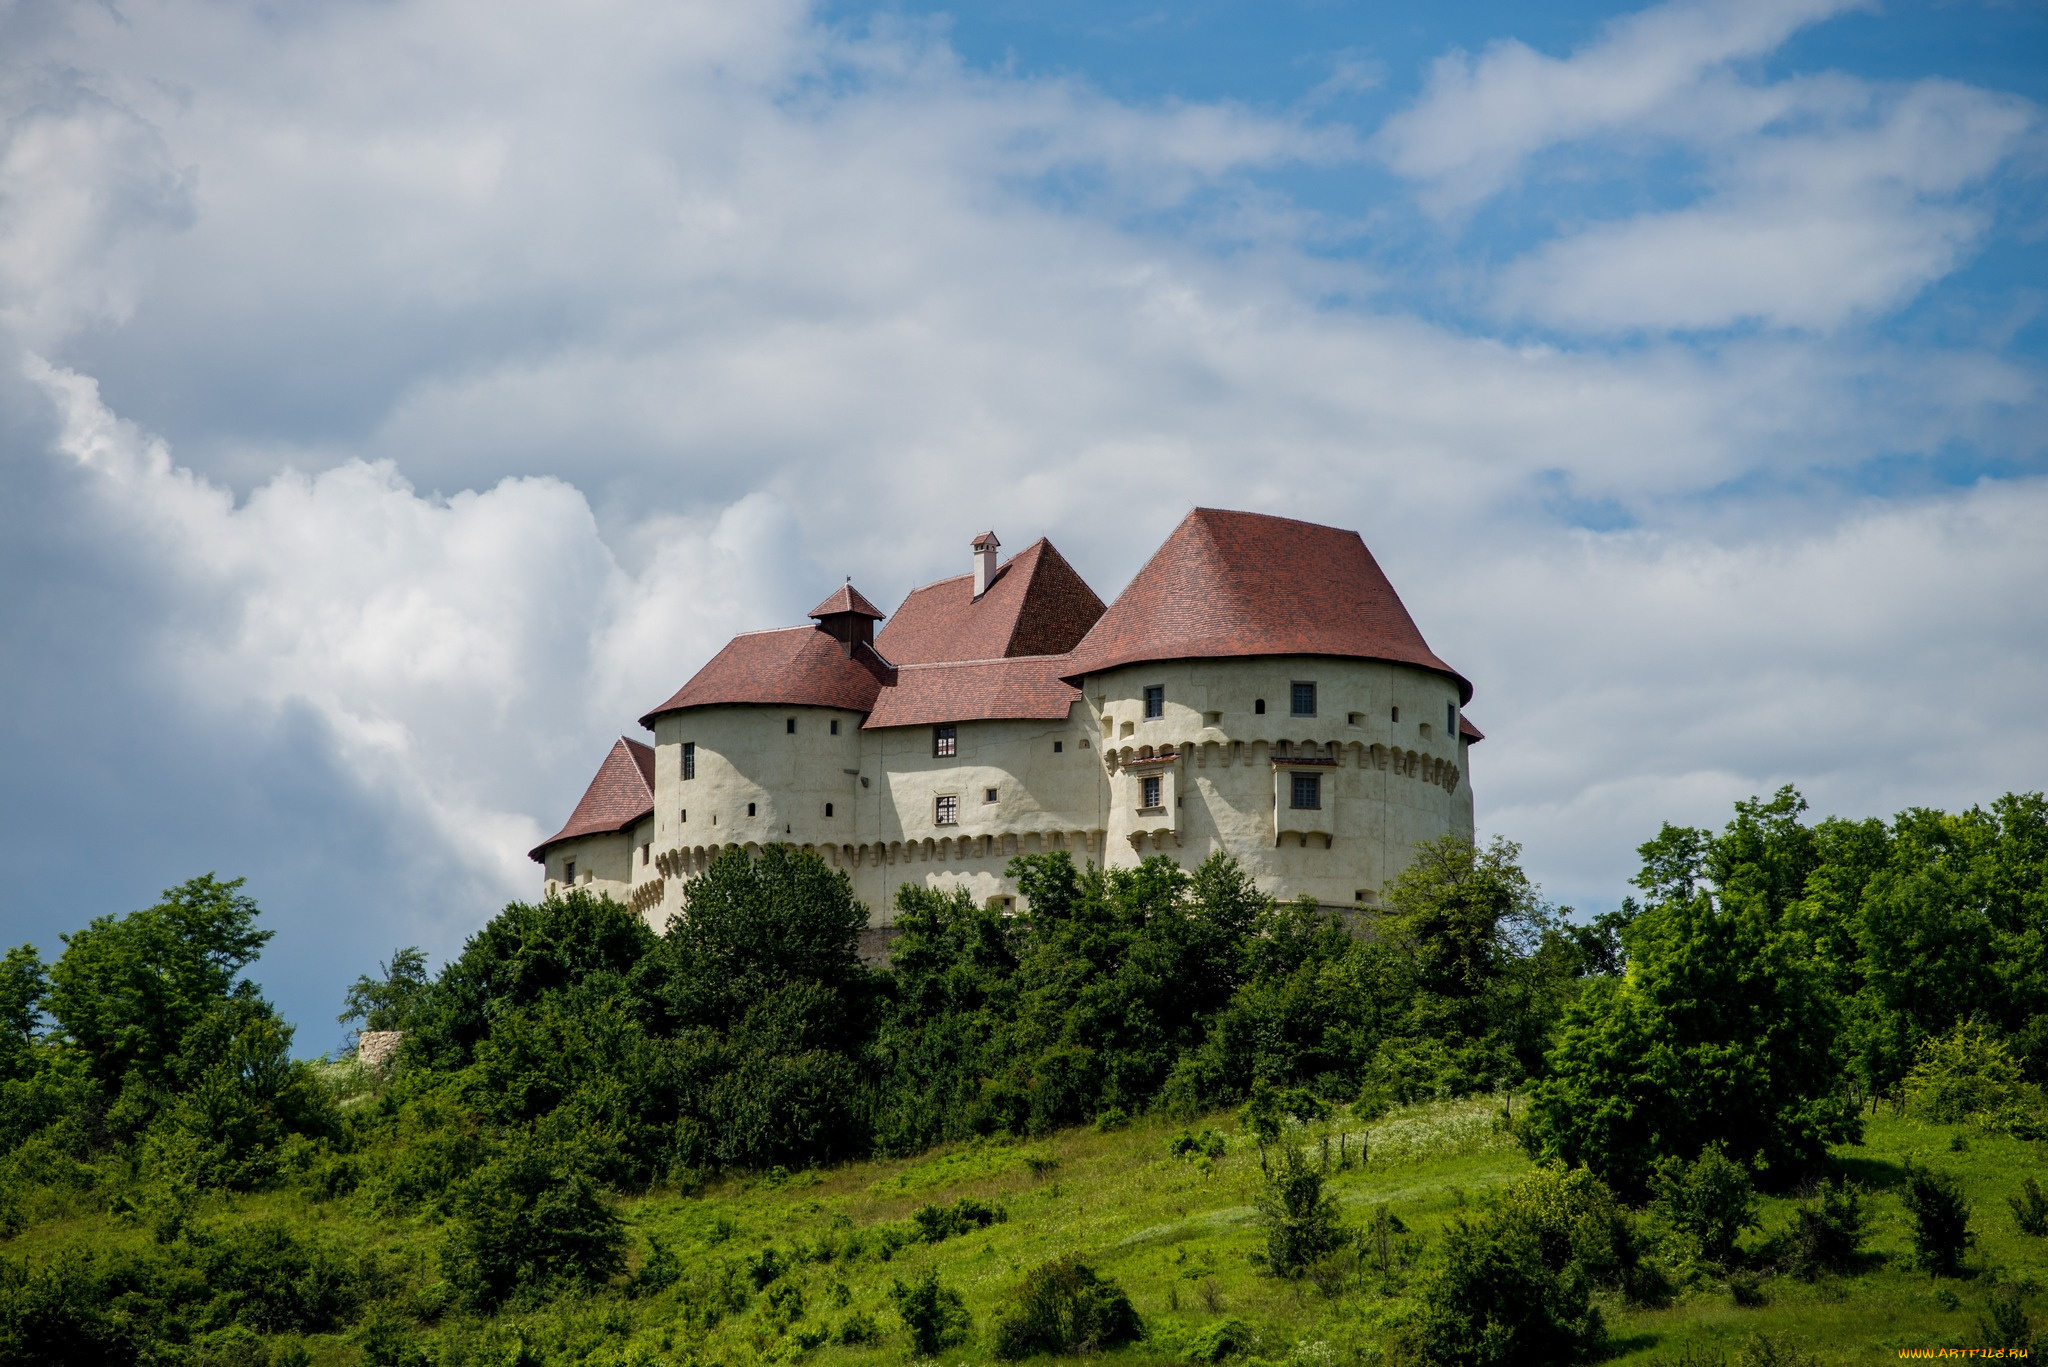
(542, 653, 1474, 932)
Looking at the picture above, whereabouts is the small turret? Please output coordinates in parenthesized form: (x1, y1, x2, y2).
(808, 580, 886, 655)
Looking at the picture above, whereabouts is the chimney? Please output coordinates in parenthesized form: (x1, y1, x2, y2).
(971, 531, 1000, 598)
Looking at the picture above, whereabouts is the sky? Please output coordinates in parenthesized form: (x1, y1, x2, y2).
(1, 0, 2043, 1053)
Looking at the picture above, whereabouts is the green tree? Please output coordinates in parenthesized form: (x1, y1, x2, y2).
(440, 1134, 626, 1310)
(44, 875, 271, 1093)
(1256, 1146, 1348, 1277)
(1522, 796, 1859, 1197)
(338, 947, 430, 1035)
(1650, 1145, 1759, 1263)
(990, 1257, 1142, 1360)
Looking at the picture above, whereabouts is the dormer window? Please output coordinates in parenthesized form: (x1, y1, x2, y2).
(1143, 685, 1164, 719)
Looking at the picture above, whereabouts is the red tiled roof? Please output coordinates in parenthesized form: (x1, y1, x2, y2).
(1459, 716, 1485, 745)
(638, 626, 893, 726)
(863, 656, 1083, 729)
(877, 538, 1106, 666)
(529, 737, 655, 861)
(1063, 509, 1473, 704)
(809, 582, 886, 620)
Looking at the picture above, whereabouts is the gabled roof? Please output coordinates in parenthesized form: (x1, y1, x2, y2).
(864, 656, 1083, 729)
(1062, 508, 1473, 704)
(809, 582, 886, 621)
(1459, 716, 1485, 745)
(638, 626, 894, 727)
(529, 738, 655, 861)
(877, 538, 1106, 666)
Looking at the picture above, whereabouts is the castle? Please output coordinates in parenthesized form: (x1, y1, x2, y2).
(530, 508, 1481, 928)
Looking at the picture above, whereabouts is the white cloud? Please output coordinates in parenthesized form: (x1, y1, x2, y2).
(26, 355, 781, 914)
(1376, 0, 1863, 211)
(0, 0, 2042, 1024)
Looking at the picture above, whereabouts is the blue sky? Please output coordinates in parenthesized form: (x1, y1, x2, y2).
(0, 0, 2042, 1049)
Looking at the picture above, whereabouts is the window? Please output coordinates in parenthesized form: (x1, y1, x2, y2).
(984, 787, 999, 803)
(1254, 698, 1266, 715)
(681, 809, 687, 823)
(1141, 775, 1162, 809)
(830, 718, 840, 735)
(640, 844, 650, 866)
(1291, 681, 1317, 717)
(1391, 705, 1400, 723)
(747, 802, 757, 816)
(564, 859, 576, 882)
(935, 794, 958, 826)
(934, 725, 957, 758)
(786, 717, 796, 734)
(825, 802, 834, 817)
(1053, 740, 1063, 753)
(682, 742, 696, 779)
(1447, 702, 1457, 735)
(1290, 772, 1321, 810)
(1143, 685, 1165, 719)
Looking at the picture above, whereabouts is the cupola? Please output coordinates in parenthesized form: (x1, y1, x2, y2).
(808, 581, 886, 654)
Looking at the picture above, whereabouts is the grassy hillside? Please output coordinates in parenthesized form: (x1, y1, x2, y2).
(14, 1090, 2045, 1365)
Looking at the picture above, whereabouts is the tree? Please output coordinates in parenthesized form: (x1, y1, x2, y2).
(1650, 1145, 1759, 1263)
(1417, 1170, 1612, 1366)
(44, 875, 271, 1092)
(1522, 798, 1859, 1197)
(1256, 1146, 1348, 1277)
(890, 1269, 969, 1357)
(440, 1134, 626, 1310)
(990, 1257, 1142, 1360)
(338, 947, 430, 1035)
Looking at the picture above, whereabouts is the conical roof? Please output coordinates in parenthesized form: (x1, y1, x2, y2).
(528, 738, 656, 861)
(1062, 508, 1471, 702)
(809, 582, 886, 620)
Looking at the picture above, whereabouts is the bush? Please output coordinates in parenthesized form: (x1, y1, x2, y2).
(1652, 1145, 1759, 1264)
(1978, 1285, 2037, 1353)
(1256, 1147, 1348, 1278)
(0, 1253, 136, 1367)
(1904, 1022, 2028, 1123)
(990, 1256, 1143, 1360)
(1171, 1129, 1228, 1161)
(440, 1136, 626, 1309)
(186, 1218, 361, 1333)
(891, 1269, 969, 1357)
(912, 1196, 1006, 1243)
(1782, 1178, 1868, 1279)
(1900, 1161, 1973, 1277)
(2010, 1177, 2048, 1236)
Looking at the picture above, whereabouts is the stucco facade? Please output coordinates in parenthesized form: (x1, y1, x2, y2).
(531, 510, 1482, 929)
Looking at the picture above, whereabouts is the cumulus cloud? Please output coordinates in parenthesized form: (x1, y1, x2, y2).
(1, 0, 2042, 1030)
(1376, 0, 2040, 334)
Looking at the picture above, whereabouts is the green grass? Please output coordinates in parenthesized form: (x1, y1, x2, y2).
(15, 1099, 2048, 1364)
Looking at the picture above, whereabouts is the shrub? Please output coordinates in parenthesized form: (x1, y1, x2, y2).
(1904, 1022, 2027, 1123)
(1900, 1162, 1973, 1277)
(1414, 1168, 1630, 1365)
(911, 1196, 1006, 1243)
(186, 1218, 362, 1333)
(2010, 1177, 2048, 1236)
(440, 1136, 626, 1309)
(1978, 1285, 2036, 1353)
(1733, 1335, 1819, 1367)
(1171, 1129, 1228, 1161)
(1256, 1147, 1348, 1277)
(1175, 1318, 1255, 1364)
(835, 1310, 881, 1345)
(891, 1269, 969, 1357)
(990, 1256, 1143, 1360)
(0, 1253, 136, 1367)
(1783, 1178, 1869, 1279)
(1652, 1145, 1759, 1263)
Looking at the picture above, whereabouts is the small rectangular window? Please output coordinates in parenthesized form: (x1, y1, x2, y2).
(682, 742, 696, 780)
(1447, 702, 1457, 735)
(681, 809, 687, 823)
(786, 717, 796, 734)
(1053, 740, 1064, 753)
(1290, 772, 1321, 810)
(640, 844, 649, 866)
(830, 718, 840, 735)
(1143, 685, 1165, 719)
(747, 802, 757, 816)
(935, 794, 958, 826)
(825, 802, 834, 817)
(564, 859, 577, 881)
(1141, 775, 1161, 809)
(934, 725, 957, 758)
(1291, 681, 1317, 717)
(984, 787, 999, 803)
(1391, 705, 1400, 723)
(1255, 698, 1266, 714)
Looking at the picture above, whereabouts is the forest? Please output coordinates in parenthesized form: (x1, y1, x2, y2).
(2, 787, 2046, 1365)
